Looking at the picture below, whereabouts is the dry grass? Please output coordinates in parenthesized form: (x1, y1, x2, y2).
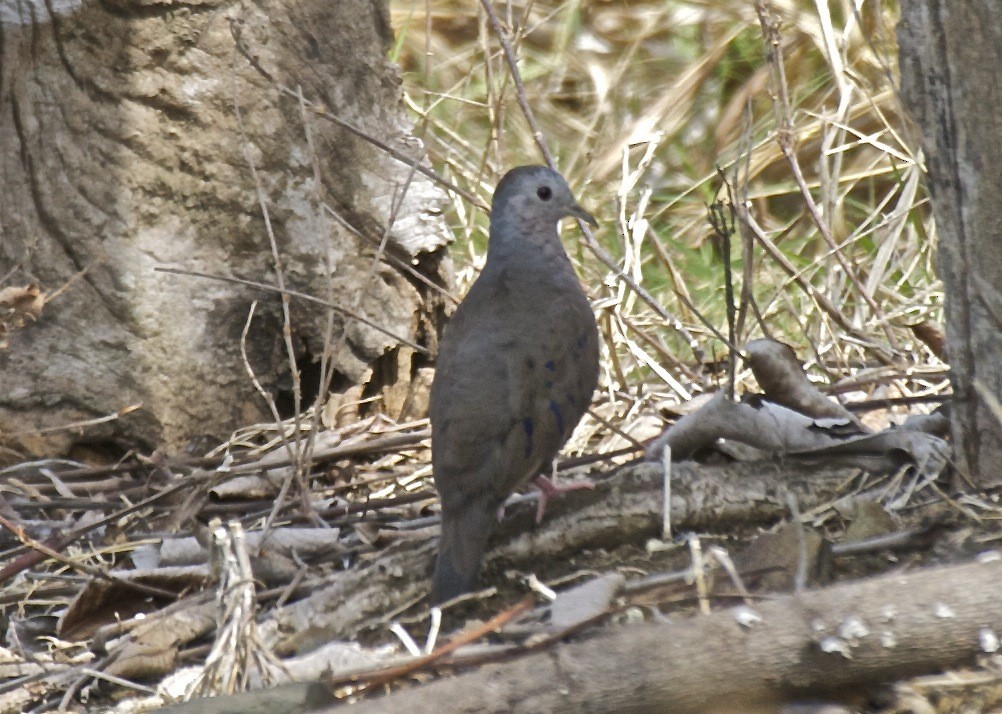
(390, 0, 944, 425)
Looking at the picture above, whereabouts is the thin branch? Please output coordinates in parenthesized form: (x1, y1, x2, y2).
(753, 0, 898, 354)
(0, 513, 178, 600)
(227, 17, 487, 212)
(154, 267, 428, 355)
(3, 404, 142, 438)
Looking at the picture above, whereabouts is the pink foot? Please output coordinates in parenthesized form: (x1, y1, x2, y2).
(533, 474, 595, 524)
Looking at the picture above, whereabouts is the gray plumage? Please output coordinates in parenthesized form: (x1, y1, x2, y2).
(430, 165, 600, 603)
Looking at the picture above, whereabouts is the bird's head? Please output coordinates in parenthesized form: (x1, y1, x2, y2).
(490, 165, 597, 231)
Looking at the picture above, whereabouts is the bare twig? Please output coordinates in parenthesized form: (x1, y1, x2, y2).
(707, 190, 738, 398)
(3, 405, 142, 438)
(753, 0, 898, 354)
(154, 267, 427, 355)
(0, 513, 178, 600)
(227, 17, 486, 211)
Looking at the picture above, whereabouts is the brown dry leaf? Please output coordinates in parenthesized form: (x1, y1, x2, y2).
(841, 500, 899, 542)
(744, 339, 861, 426)
(646, 392, 865, 461)
(733, 522, 831, 592)
(909, 320, 947, 361)
(59, 569, 210, 641)
(0, 283, 46, 346)
(646, 391, 949, 486)
(103, 601, 217, 680)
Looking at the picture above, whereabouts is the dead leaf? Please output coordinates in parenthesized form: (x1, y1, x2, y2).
(909, 320, 947, 361)
(0, 284, 46, 347)
(744, 339, 862, 426)
(59, 568, 210, 641)
(734, 523, 831, 592)
(550, 573, 624, 630)
(842, 500, 899, 542)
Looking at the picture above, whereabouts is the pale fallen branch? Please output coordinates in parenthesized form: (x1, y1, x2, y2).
(645, 391, 948, 476)
(336, 556, 1002, 713)
(264, 457, 904, 649)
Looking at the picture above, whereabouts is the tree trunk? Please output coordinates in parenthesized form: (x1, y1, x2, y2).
(0, 0, 450, 460)
(897, 1, 1002, 486)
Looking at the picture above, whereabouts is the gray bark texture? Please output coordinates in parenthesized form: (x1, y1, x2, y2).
(898, 1, 1002, 486)
(0, 0, 451, 460)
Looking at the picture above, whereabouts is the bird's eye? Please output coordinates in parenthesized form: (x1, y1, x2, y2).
(537, 186, 553, 201)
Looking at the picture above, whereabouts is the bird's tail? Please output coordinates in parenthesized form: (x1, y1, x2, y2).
(431, 498, 497, 604)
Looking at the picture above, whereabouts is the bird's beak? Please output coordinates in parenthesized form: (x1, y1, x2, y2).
(569, 203, 598, 227)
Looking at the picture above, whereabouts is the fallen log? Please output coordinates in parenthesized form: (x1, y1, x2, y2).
(267, 456, 911, 650)
(333, 557, 1002, 713)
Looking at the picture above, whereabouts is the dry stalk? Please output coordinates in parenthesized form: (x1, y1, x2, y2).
(189, 520, 284, 698)
(754, 0, 898, 354)
(478, 0, 706, 365)
(154, 267, 426, 353)
(230, 50, 314, 523)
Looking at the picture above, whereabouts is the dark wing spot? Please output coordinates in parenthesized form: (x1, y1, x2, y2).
(549, 400, 565, 436)
(523, 418, 535, 458)
(544, 360, 557, 372)
(576, 332, 588, 349)
(544, 380, 554, 389)
(525, 357, 536, 370)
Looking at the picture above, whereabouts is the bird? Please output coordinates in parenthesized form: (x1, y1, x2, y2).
(430, 165, 600, 603)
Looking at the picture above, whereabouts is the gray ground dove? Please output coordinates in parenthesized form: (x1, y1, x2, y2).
(430, 165, 600, 603)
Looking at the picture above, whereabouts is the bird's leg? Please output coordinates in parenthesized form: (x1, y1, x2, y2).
(533, 463, 595, 524)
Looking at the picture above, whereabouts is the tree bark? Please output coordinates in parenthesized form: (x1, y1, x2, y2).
(335, 558, 1002, 714)
(0, 0, 450, 460)
(897, 1, 1002, 486)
